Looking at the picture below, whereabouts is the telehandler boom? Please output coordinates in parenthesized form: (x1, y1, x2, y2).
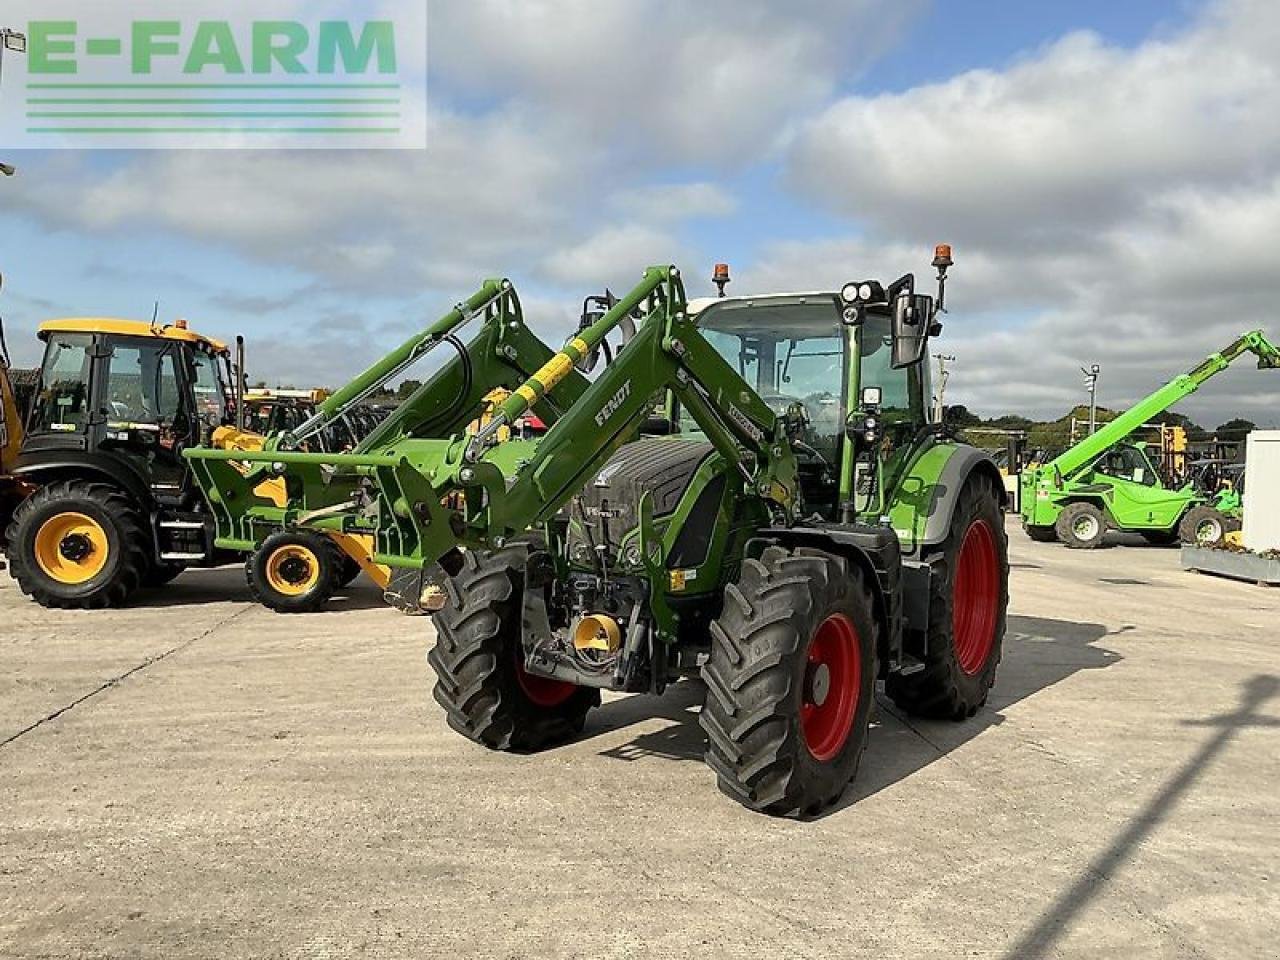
(187, 254, 1010, 815)
(1021, 330, 1280, 548)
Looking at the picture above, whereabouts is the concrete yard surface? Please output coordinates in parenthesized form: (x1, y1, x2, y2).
(1, 518, 1278, 959)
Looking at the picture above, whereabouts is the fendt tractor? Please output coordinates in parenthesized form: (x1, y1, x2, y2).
(1021, 331, 1280, 549)
(0, 316, 264, 607)
(185, 249, 1010, 816)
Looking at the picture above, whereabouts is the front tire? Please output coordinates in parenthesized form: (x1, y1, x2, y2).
(1179, 505, 1236, 547)
(4, 480, 149, 609)
(887, 472, 1008, 721)
(246, 530, 340, 613)
(428, 545, 599, 751)
(701, 548, 878, 817)
(1056, 501, 1107, 549)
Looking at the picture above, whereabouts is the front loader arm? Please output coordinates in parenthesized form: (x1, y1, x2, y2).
(185, 266, 799, 574)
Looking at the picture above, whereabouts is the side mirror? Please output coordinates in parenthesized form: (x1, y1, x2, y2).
(891, 293, 934, 369)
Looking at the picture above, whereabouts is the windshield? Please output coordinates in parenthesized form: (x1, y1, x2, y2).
(691, 298, 847, 463)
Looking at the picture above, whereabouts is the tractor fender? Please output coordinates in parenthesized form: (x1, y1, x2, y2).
(12, 450, 154, 508)
(751, 524, 904, 678)
(897, 444, 1006, 548)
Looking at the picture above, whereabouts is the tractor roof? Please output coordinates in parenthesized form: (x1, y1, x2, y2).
(37, 318, 228, 353)
(687, 292, 834, 316)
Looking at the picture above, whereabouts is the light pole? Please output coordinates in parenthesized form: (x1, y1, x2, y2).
(1082, 363, 1101, 435)
(1, 28, 27, 177)
(933, 353, 955, 422)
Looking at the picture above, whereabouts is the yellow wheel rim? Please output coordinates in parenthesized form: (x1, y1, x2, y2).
(33, 512, 110, 585)
(265, 545, 321, 597)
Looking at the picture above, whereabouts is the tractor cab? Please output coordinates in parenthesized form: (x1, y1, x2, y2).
(24, 319, 237, 499)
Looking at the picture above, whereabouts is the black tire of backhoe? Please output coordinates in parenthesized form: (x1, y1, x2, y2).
(4, 480, 149, 609)
(700, 547, 879, 817)
(245, 530, 341, 614)
(427, 545, 599, 751)
(886, 472, 1008, 721)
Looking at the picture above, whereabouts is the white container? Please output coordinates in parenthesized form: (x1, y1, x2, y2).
(1243, 431, 1280, 552)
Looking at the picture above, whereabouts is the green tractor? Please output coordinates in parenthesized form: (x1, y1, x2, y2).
(1021, 331, 1280, 549)
(185, 249, 1009, 815)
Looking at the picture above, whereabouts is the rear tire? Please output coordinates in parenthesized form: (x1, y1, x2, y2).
(887, 473, 1007, 721)
(428, 545, 599, 751)
(1022, 522, 1057, 543)
(4, 480, 149, 609)
(246, 530, 340, 613)
(701, 548, 878, 816)
(1179, 505, 1235, 547)
(1056, 502, 1107, 549)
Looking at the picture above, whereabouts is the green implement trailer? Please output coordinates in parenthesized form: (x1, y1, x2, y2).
(186, 251, 1010, 815)
(1021, 331, 1280, 549)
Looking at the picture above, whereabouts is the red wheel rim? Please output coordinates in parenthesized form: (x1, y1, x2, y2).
(953, 519, 1000, 676)
(514, 650, 577, 708)
(800, 614, 862, 762)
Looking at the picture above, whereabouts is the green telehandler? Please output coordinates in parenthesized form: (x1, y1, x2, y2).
(1021, 331, 1280, 549)
(185, 250, 1009, 815)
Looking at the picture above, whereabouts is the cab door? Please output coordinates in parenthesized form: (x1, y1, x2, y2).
(97, 337, 193, 493)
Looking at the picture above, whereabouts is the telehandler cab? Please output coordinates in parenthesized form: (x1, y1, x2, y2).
(186, 249, 1009, 815)
(1, 316, 259, 607)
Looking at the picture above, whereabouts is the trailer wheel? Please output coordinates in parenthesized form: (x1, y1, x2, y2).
(4, 480, 149, 609)
(1022, 523, 1057, 543)
(1056, 502, 1107, 549)
(1178, 506, 1235, 547)
(246, 530, 340, 613)
(701, 548, 878, 816)
(428, 545, 600, 751)
(887, 473, 1008, 721)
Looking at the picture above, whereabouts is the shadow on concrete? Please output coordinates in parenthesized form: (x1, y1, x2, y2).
(583, 615, 1123, 812)
(1003, 674, 1280, 960)
(133, 569, 391, 612)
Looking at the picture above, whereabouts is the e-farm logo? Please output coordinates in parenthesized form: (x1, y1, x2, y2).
(0, 1, 426, 149)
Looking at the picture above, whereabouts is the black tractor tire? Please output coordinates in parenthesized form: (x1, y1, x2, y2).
(4, 480, 149, 609)
(1178, 506, 1236, 547)
(334, 552, 362, 589)
(1023, 523, 1057, 543)
(246, 530, 341, 613)
(1055, 501, 1107, 549)
(142, 561, 186, 587)
(887, 472, 1008, 721)
(428, 545, 600, 751)
(701, 547, 879, 817)
(1140, 529, 1181, 547)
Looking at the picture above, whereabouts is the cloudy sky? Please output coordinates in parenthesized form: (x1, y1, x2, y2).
(2, 0, 1279, 428)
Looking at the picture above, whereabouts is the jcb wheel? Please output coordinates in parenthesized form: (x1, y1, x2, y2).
(887, 472, 1008, 721)
(1179, 505, 1235, 547)
(701, 548, 879, 817)
(428, 545, 599, 751)
(1056, 501, 1107, 549)
(4, 480, 149, 609)
(246, 530, 340, 613)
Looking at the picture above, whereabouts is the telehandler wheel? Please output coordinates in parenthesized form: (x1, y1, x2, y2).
(1022, 523, 1057, 543)
(4, 480, 149, 609)
(1055, 502, 1107, 550)
(887, 473, 1008, 721)
(428, 545, 600, 751)
(246, 530, 341, 613)
(1178, 505, 1235, 547)
(701, 548, 878, 817)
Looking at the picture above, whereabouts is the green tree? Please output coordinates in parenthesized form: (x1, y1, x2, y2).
(397, 379, 423, 402)
(1215, 418, 1257, 437)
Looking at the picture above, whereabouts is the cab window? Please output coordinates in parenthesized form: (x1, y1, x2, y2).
(104, 342, 183, 424)
(1097, 445, 1159, 486)
(190, 350, 228, 423)
(30, 334, 92, 433)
